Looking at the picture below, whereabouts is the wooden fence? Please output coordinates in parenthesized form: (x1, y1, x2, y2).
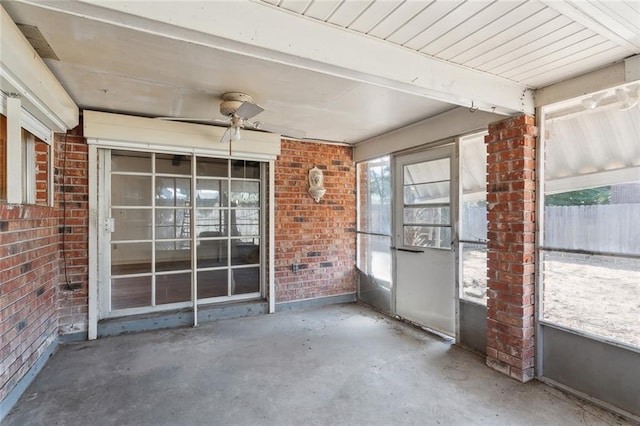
(463, 204, 640, 255)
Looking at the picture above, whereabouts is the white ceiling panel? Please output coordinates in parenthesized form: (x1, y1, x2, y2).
(278, 0, 311, 14)
(327, 1, 372, 28)
(394, 1, 462, 48)
(367, 1, 430, 40)
(423, 1, 524, 56)
(448, 6, 557, 65)
(303, 0, 341, 21)
(347, 0, 403, 34)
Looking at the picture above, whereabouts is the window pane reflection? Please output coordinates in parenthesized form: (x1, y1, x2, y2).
(195, 209, 228, 236)
(156, 154, 191, 175)
(112, 208, 152, 241)
(112, 151, 151, 173)
(197, 239, 228, 268)
(156, 209, 191, 239)
(232, 240, 260, 265)
(155, 241, 191, 272)
(232, 209, 259, 236)
(112, 175, 151, 206)
(232, 267, 259, 294)
(156, 273, 192, 304)
(232, 160, 260, 179)
(156, 177, 191, 207)
(231, 181, 259, 207)
(196, 179, 226, 207)
(111, 276, 151, 309)
(111, 242, 152, 275)
(197, 270, 228, 299)
(197, 157, 227, 177)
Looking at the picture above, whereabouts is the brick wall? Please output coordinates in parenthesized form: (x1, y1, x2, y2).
(274, 140, 357, 302)
(0, 205, 59, 402)
(54, 127, 89, 335)
(485, 114, 537, 382)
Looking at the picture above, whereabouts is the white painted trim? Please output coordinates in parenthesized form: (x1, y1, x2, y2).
(268, 160, 275, 314)
(0, 7, 78, 131)
(39, 0, 532, 114)
(83, 110, 281, 160)
(625, 55, 640, 82)
(6, 97, 22, 204)
(22, 131, 35, 204)
(354, 107, 502, 162)
(88, 144, 98, 340)
(191, 154, 198, 327)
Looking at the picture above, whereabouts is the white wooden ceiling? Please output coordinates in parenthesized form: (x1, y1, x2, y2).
(2, 0, 639, 144)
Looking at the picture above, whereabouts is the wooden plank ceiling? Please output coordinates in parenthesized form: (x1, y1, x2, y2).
(260, 0, 640, 89)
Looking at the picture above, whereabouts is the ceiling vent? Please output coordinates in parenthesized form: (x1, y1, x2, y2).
(16, 23, 59, 60)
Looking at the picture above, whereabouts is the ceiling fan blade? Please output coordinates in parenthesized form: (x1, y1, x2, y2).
(235, 101, 265, 120)
(156, 117, 231, 125)
(250, 121, 306, 139)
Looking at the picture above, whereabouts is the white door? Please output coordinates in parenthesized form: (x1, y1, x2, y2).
(394, 145, 456, 337)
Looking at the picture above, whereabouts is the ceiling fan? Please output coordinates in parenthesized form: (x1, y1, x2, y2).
(157, 92, 306, 143)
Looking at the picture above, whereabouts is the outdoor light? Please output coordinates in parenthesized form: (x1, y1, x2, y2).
(615, 87, 640, 111)
(580, 92, 606, 110)
(231, 125, 242, 141)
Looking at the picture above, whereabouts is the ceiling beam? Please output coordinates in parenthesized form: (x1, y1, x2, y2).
(0, 6, 78, 131)
(21, 0, 533, 115)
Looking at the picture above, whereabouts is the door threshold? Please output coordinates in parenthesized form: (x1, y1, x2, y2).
(98, 299, 268, 337)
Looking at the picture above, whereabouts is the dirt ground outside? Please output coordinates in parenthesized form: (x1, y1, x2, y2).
(462, 249, 640, 348)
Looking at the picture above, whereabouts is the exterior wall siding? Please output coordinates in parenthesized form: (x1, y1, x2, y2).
(274, 140, 357, 302)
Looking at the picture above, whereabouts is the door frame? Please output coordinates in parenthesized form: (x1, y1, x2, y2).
(391, 139, 460, 340)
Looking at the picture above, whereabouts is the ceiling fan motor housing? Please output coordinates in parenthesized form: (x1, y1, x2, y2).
(220, 92, 254, 116)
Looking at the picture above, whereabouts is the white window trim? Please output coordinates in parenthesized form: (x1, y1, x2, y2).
(2, 92, 54, 205)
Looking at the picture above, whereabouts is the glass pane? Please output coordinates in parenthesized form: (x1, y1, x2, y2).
(404, 225, 451, 249)
(231, 181, 260, 207)
(461, 200, 487, 242)
(156, 177, 191, 207)
(232, 267, 260, 294)
(461, 243, 487, 305)
(112, 208, 152, 241)
(231, 160, 260, 179)
(232, 209, 259, 236)
(111, 242, 152, 275)
(197, 269, 228, 299)
(357, 158, 391, 235)
(197, 157, 227, 177)
(197, 239, 228, 268)
(357, 233, 391, 283)
(156, 154, 192, 175)
(232, 240, 260, 265)
(542, 251, 640, 348)
(196, 179, 226, 207)
(156, 273, 192, 304)
(404, 158, 449, 184)
(155, 209, 191, 239)
(404, 181, 450, 205)
(195, 209, 228, 236)
(111, 151, 151, 173)
(544, 182, 640, 255)
(111, 175, 151, 206)
(155, 241, 191, 272)
(111, 276, 151, 309)
(403, 206, 450, 225)
(461, 134, 487, 196)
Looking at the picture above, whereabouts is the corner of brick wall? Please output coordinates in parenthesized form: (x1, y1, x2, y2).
(485, 114, 537, 382)
(54, 124, 89, 335)
(274, 140, 357, 302)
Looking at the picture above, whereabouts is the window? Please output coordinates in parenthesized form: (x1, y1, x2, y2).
(460, 133, 488, 305)
(356, 156, 391, 283)
(541, 86, 640, 348)
(1, 95, 52, 205)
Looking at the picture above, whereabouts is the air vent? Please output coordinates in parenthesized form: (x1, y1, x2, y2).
(16, 23, 59, 61)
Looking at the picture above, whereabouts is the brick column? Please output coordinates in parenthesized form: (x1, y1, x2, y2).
(485, 114, 537, 382)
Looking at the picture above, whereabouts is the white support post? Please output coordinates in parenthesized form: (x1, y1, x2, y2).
(88, 145, 99, 340)
(268, 160, 276, 314)
(192, 152, 198, 327)
(6, 96, 22, 204)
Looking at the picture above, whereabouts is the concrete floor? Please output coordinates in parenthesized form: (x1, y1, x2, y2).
(5, 303, 633, 426)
